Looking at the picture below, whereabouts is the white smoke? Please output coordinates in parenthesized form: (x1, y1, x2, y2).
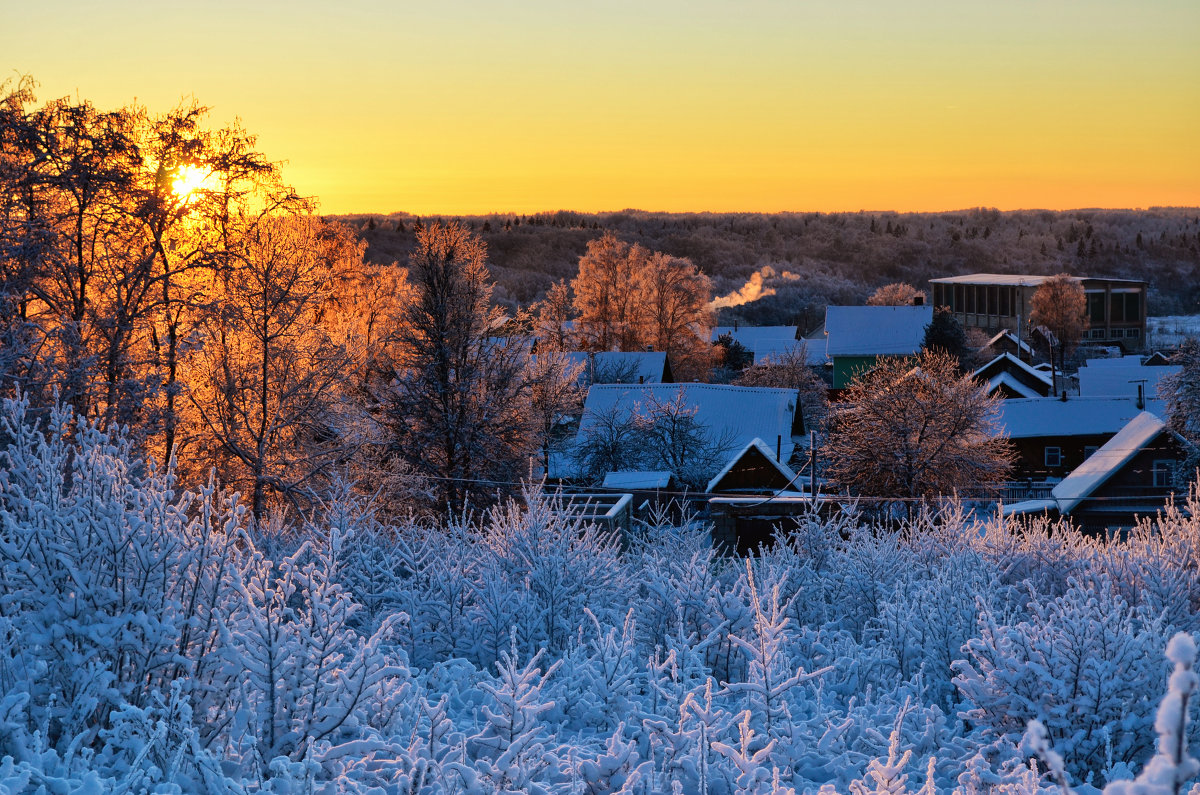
(708, 266, 802, 310)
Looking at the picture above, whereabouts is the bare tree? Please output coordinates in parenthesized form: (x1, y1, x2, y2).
(526, 349, 585, 477)
(825, 350, 1013, 512)
(733, 344, 829, 435)
(533, 279, 575, 353)
(1030, 273, 1089, 388)
(572, 232, 646, 352)
(638, 252, 714, 379)
(633, 389, 737, 489)
(381, 222, 532, 516)
(867, 282, 926, 306)
(1161, 337, 1200, 475)
(186, 215, 354, 523)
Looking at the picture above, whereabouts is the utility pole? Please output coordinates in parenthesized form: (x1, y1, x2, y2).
(809, 430, 817, 501)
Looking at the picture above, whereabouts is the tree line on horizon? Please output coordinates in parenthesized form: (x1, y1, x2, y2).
(344, 206, 1200, 330)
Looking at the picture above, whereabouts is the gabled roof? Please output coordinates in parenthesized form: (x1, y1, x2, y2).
(824, 305, 934, 357)
(1050, 412, 1167, 513)
(982, 329, 1034, 357)
(712, 326, 800, 348)
(706, 438, 798, 493)
(986, 372, 1050, 399)
(1077, 360, 1180, 399)
(973, 353, 1054, 398)
(562, 351, 670, 384)
(997, 396, 1165, 438)
(743, 338, 829, 367)
(602, 471, 673, 489)
(576, 383, 800, 466)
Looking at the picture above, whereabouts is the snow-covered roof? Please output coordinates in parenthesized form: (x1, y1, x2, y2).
(824, 305, 934, 356)
(974, 352, 1053, 385)
(1002, 499, 1058, 517)
(997, 396, 1165, 438)
(743, 338, 829, 366)
(602, 471, 673, 489)
(576, 383, 800, 467)
(985, 372, 1048, 399)
(562, 351, 669, 384)
(705, 437, 798, 493)
(982, 329, 1034, 356)
(712, 326, 799, 348)
(930, 273, 1083, 287)
(1076, 361, 1180, 399)
(1050, 412, 1166, 513)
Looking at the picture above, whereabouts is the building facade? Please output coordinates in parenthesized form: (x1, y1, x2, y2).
(929, 273, 1147, 352)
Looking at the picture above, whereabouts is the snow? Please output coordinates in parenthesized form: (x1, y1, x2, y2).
(997, 396, 1165, 438)
(712, 325, 800, 346)
(576, 382, 800, 463)
(705, 437, 799, 493)
(824, 305, 934, 356)
(1049, 411, 1166, 513)
(1077, 360, 1181, 399)
(974, 352, 1053, 386)
(930, 272, 1085, 286)
(3, 394, 1200, 793)
(985, 371, 1048, 398)
(562, 350, 670, 384)
(982, 329, 1034, 356)
(602, 470, 673, 489)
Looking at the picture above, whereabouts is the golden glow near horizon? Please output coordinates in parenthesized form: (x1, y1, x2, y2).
(5, 1, 1198, 215)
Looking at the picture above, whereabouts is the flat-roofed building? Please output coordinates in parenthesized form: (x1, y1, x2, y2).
(928, 273, 1147, 352)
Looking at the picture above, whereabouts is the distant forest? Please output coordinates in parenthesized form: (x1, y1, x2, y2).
(336, 208, 1200, 332)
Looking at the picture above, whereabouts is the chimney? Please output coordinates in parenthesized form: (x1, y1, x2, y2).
(1137, 382, 1145, 409)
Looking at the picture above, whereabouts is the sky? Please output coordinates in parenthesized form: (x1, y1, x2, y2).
(4, 0, 1198, 215)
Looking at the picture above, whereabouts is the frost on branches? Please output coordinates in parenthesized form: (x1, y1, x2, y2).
(3, 394, 1200, 793)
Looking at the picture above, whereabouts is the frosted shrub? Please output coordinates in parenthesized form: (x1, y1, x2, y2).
(956, 579, 1166, 782)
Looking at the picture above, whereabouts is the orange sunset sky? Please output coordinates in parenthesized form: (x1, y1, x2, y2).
(5, 0, 1198, 215)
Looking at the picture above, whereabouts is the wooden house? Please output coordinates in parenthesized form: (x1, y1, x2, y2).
(996, 396, 1165, 481)
(823, 305, 933, 389)
(973, 352, 1054, 398)
(1004, 412, 1195, 531)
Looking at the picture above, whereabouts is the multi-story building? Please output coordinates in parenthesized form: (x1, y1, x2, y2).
(928, 273, 1147, 352)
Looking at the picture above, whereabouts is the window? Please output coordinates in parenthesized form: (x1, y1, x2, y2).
(999, 287, 1012, 317)
(954, 285, 963, 312)
(1090, 329, 1107, 340)
(1110, 292, 1125, 323)
(1087, 292, 1106, 324)
(1083, 446, 1099, 460)
(1045, 446, 1063, 467)
(1153, 460, 1175, 488)
(987, 286, 998, 315)
(966, 285, 976, 314)
(1126, 328, 1140, 339)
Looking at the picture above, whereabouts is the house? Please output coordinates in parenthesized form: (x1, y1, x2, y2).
(561, 351, 673, 384)
(706, 438, 801, 494)
(567, 383, 804, 480)
(996, 396, 1165, 481)
(1004, 412, 1194, 530)
(928, 273, 1147, 352)
(1076, 356, 1179, 400)
(824, 305, 934, 388)
(980, 329, 1036, 361)
(972, 353, 1054, 399)
(1144, 351, 1174, 367)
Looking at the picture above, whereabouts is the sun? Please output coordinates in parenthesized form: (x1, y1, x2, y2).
(170, 164, 211, 200)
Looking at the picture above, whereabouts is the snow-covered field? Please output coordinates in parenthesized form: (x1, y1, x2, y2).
(2, 396, 1200, 794)
(1147, 315, 1200, 349)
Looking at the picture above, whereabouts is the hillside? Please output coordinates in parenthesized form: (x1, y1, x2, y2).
(333, 208, 1200, 331)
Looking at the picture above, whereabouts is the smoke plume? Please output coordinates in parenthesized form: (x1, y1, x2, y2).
(709, 266, 802, 310)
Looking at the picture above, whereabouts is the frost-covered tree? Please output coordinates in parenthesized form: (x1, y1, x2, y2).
(868, 283, 926, 307)
(1030, 274, 1089, 387)
(379, 221, 533, 516)
(1161, 337, 1200, 473)
(826, 350, 1013, 510)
